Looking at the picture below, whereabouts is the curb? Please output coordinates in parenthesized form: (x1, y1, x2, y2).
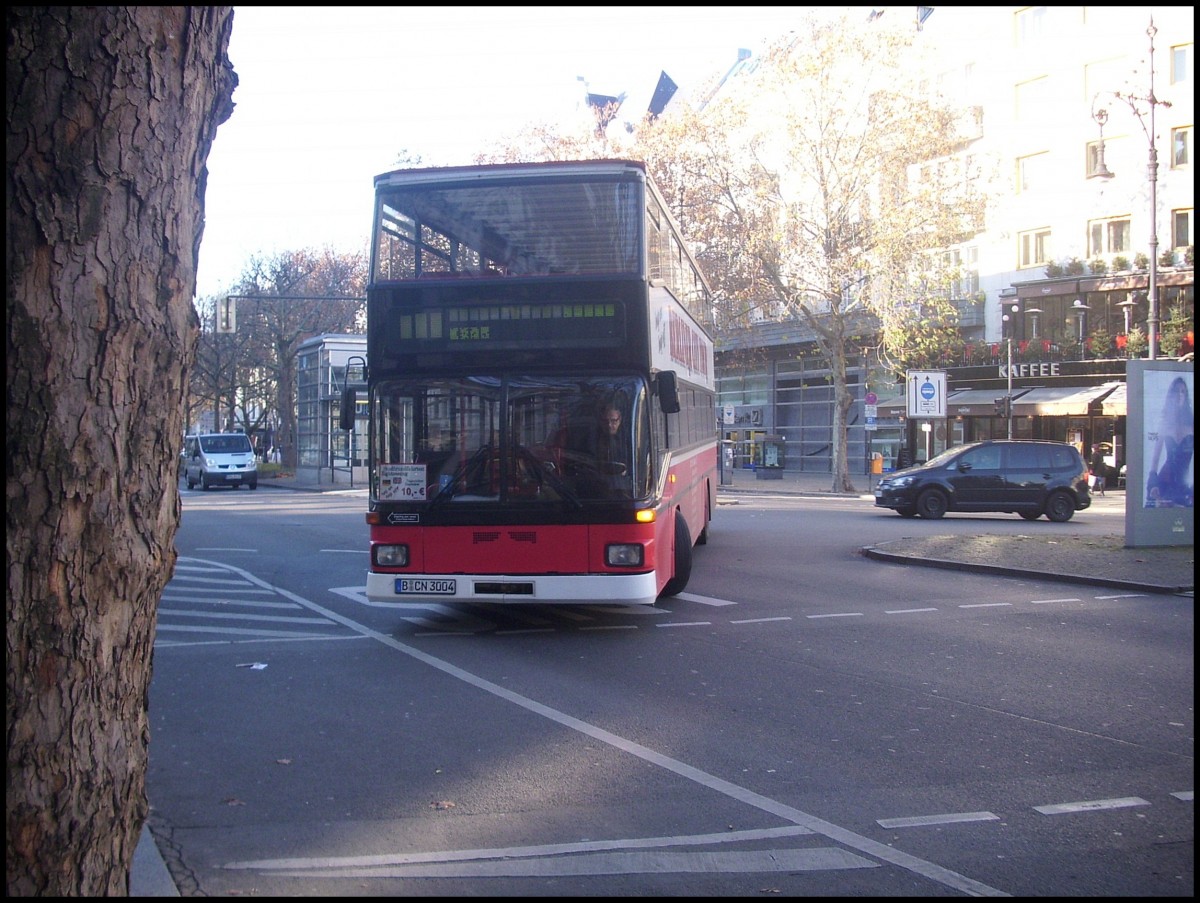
(860, 546, 1192, 595)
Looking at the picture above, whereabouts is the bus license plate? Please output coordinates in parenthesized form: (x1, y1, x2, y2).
(395, 578, 456, 595)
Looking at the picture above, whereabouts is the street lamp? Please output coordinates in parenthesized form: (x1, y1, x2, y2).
(1025, 306, 1043, 339)
(1001, 303, 1018, 439)
(1072, 298, 1090, 344)
(1117, 295, 1137, 331)
(1088, 104, 1114, 180)
(1091, 17, 1171, 360)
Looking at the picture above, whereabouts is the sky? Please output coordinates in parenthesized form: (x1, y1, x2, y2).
(194, 6, 825, 300)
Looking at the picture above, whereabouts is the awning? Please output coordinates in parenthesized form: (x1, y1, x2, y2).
(1010, 384, 1119, 416)
(875, 393, 910, 414)
(1099, 382, 1125, 416)
(945, 388, 1031, 417)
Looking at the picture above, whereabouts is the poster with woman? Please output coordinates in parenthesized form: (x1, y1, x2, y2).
(1143, 371, 1194, 508)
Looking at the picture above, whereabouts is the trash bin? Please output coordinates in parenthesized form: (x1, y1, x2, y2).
(870, 453, 883, 475)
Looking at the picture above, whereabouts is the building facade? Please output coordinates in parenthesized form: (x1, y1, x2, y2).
(714, 6, 1193, 479)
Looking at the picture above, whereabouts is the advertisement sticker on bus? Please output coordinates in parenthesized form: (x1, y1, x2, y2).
(648, 285, 714, 392)
(379, 463, 427, 501)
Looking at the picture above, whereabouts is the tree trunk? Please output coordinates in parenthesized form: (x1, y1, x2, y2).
(6, 7, 235, 895)
(276, 339, 299, 469)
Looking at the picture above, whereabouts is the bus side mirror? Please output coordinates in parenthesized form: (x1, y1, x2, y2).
(657, 370, 681, 414)
(339, 387, 356, 431)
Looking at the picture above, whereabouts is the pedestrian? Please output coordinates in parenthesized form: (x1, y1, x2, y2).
(1089, 446, 1106, 496)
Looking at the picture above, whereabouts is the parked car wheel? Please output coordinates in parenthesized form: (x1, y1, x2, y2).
(896, 506, 918, 518)
(916, 488, 948, 519)
(1044, 490, 1076, 522)
(1018, 510, 1042, 521)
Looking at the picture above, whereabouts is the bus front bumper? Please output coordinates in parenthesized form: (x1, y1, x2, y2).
(365, 571, 660, 606)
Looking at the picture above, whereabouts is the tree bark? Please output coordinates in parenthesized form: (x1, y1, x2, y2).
(6, 7, 235, 895)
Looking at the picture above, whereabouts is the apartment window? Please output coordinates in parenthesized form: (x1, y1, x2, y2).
(1019, 229, 1051, 268)
(1172, 43, 1192, 84)
(1084, 58, 1126, 101)
(1017, 152, 1049, 192)
(1015, 7, 1047, 45)
(1172, 126, 1191, 167)
(946, 246, 979, 298)
(1173, 209, 1193, 249)
(1015, 77, 1048, 122)
(1086, 140, 1107, 178)
(1087, 217, 1131, 256)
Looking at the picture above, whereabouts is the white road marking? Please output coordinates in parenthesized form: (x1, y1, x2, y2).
(1034, 797, 1150, 815)
(878, 812, 1000, 828)
(259, 847, 876, 879)
(807, 612, 863, 619)
(228, 826, 820, 872)
(675, 592, 736, 606)
(177, 558, 1007, 896)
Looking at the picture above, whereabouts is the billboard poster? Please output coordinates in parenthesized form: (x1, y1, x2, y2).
(1142, 369, 1194, 509)
(1125, 360, 1193, 548)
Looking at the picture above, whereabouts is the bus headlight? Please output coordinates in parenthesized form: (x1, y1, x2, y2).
(606, 544, 644, 567)
(374, 544, 409, 567)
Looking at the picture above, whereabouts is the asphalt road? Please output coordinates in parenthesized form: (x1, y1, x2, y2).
(134, 481, 1192, 895)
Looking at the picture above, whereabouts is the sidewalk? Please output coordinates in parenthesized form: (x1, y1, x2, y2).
(713, 468, 1192, 595)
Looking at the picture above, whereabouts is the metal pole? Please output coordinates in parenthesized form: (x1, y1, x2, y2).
(1146, 18, 1160, 360)
(1007, 336, 1013, 440)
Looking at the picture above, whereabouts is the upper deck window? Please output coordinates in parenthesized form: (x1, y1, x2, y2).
(373, 178, 641, 282)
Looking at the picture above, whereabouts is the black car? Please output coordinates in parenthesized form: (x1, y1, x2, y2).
(874, 439, 1091, 522)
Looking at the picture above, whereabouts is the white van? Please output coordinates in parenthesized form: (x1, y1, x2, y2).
(183, 433, 257, 490)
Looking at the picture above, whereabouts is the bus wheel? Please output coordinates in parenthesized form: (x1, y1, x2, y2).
(660, 513, 692, 597)
(695, 493, 710, 546)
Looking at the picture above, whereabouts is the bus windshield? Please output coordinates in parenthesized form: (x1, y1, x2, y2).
(374, 375, 652, 504)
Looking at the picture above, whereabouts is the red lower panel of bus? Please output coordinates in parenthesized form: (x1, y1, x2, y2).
(372, 523, 659, 576)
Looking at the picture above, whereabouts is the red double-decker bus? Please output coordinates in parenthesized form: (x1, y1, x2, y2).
(342, 160, 716, 605)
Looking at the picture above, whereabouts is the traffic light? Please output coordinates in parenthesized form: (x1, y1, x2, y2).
(994, 396, 1011, 417)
